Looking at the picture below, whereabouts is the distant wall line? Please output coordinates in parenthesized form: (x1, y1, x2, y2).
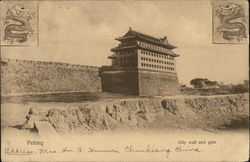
(1, 58, 100, 71)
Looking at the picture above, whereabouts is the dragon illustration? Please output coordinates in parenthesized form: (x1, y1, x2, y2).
(4, 5, 34, 43)
(216, 3, 247, 41)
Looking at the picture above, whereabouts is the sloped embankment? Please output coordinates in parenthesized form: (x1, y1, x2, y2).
(22, 94, 249, 135)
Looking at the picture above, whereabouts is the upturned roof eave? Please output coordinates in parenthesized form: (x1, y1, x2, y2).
(136, 35, 177, 49)
(115, 35, 176, 49)
(111, 45, 137, 52)
(115, 35, 136, 41)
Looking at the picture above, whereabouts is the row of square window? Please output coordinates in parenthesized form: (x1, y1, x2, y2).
(141, 57, 174, 65)
(138, 42, 169, 53)
(141, 50, 174, 60)
(141, 63, 174, 70)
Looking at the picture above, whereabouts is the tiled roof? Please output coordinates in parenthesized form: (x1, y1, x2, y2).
(116, 28, 177, 49)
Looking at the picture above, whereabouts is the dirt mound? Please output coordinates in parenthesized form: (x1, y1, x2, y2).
(21, 94, 249, 135)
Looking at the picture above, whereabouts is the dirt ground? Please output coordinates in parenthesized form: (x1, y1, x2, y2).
(1, 93, 249, 161)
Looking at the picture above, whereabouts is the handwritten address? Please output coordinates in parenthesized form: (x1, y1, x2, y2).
(4, 139, 217, 158)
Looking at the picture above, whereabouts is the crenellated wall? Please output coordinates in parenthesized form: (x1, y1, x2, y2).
(1, 58, 99, 71)
(1, 58, 180, 96)
(1, 58, 101, 95)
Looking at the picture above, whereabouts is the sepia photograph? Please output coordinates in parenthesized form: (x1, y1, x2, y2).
(1, 0, 249, 161)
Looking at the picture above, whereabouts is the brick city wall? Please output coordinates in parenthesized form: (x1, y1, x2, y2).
(1, 58, 180, 96)
(100, 69, 180, 96)
(138, 70, 180, 96)
(100, 70, 139, 95)
(1, 58, 101, 95)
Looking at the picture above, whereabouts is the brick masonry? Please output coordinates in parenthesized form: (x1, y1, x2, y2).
(100, 69, 180, 96)
(1, 58, 180, 96)
(138, 70, 180, 96)
(1, 58, 101, 95)
(100, 70, 139, 95)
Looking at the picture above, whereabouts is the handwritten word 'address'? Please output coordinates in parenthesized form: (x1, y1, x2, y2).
(4, 144, 203, 158)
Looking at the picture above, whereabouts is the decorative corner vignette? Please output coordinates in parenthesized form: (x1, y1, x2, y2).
(0, 1, 39, 46)
(212, 0, 249, 44)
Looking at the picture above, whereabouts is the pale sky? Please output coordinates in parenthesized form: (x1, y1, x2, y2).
(1, 0, 249, 85)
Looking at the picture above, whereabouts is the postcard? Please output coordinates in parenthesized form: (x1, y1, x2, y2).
(1, 0, 249, 161)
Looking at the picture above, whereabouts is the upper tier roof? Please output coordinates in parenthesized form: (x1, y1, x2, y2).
(115, 28, 177, 49)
